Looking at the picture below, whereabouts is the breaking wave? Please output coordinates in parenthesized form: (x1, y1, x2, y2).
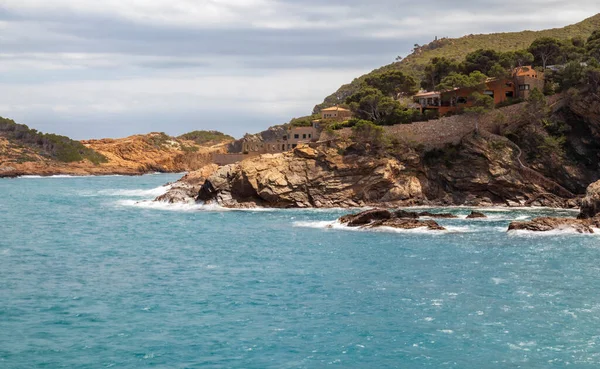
(99, 185, 172, 198)
(292, 220, 473, 234)
(115, 199, 230, 212)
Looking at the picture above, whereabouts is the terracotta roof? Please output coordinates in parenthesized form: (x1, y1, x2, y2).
(321, 106, 350, 112)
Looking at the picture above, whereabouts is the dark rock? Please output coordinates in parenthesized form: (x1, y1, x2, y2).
(339, 209, 445, 231)
(370, 218, 446, 231)
(466, 211, 487, 219)
(394, 210, 419, 219)
(417, 211, 458, 219)
(196, 179, 219, 202)
(339, 209, 392, 227)
(578, 180, 600, 219)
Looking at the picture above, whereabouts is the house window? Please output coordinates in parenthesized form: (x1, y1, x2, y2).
(283, 135, 287, 140)
(292, 144, 297, 148)
(287, 144, 290, 149)
(484, 90, 494, 95)
(302, 134, 307, 139)
(519, 84, 530, 91)
(457, 97, 467, 104)
(282, 144, 285, 150)
(308, 134, 312, 138)
(294, 134, 299, 139)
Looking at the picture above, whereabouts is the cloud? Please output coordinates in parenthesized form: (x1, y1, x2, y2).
(0, 0, 599, 138)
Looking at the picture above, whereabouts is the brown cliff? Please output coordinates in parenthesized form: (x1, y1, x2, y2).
(0, 132, 230, 177)
(156, 129, 584, 209)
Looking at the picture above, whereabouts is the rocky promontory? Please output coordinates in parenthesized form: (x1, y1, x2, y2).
(156, 132, 583, 209)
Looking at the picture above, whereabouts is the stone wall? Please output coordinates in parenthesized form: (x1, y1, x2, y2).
(331, 96, 565, 150)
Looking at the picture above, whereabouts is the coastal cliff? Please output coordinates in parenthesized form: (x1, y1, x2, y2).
(157, 133, 580, 208)
(157, 90, 600, 209)
(0, 131, 230, 177)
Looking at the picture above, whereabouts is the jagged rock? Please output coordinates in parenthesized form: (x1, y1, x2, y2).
(395, 210, 419, 219)
(466, 211, 487, 219)
(196, 179, 218, 202)
(508, 217, 600, 234)
(367, 218, 446, 231)
(157, 131, 586, 209)
(579, 180, 600, 219)
(339, 209, 392, 226)
(339, 209, 445, 231)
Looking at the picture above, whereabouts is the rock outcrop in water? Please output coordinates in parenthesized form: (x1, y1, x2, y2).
(578, 180, 600, 219)
(466, 211, 487, 219)
(507, 180, 600, 233)
(508, 216, 600, 234)
(338, 209, 446, 231)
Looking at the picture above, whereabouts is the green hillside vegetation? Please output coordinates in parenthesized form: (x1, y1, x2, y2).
(326, 28, 600, 131)
(315, 13, 600, 112)
(177, 130, 234, 145)
(0, 117, 107, 164)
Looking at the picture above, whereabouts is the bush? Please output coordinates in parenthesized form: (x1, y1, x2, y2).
(351, 120, 387, 151)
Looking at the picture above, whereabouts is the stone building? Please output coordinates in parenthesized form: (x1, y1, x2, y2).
(320, 106, 353, 121)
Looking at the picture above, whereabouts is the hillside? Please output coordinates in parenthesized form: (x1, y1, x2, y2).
(315, 13, 600, 112)
(0, 118, 234, 177)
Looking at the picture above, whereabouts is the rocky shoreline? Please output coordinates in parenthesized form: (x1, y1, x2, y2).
(507, 180, 600, 233)
(154, 143, 583, 210)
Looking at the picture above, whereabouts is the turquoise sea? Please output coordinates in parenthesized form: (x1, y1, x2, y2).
(2, 174, 600, 368)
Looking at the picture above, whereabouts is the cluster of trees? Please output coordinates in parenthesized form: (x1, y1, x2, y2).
(422, 32, 600, 95)
(0, 117, 107, 164)
(178, 130, 234, 145)
(338, 31, 600, 130)
(343, 70, 438, 126)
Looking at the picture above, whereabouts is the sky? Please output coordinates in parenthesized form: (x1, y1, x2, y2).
(1, 1, 599, 139)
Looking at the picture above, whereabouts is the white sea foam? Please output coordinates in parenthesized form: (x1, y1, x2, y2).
(508, 227, 600, 237)
(292, 220, 454, 234)
(492, 277, 508, 285)
(100, 185, 172, 198)
(116, 199, 230, 212)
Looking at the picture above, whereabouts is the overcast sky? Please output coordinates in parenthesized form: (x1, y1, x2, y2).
(1, 1, 599, 139)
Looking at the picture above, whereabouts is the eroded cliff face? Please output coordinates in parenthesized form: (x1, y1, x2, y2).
(158, 131, 581, 208)
(159, 145, 424, 207)
(0, 133, 230, 177)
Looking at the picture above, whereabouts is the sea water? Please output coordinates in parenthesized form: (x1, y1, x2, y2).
(1, 174, 600, 368)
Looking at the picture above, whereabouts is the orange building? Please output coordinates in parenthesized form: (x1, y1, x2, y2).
(414, 66, 545, 116)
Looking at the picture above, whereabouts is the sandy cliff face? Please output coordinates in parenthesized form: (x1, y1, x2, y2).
(0, 132, 230, 177)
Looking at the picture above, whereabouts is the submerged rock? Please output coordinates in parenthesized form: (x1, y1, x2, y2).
(339, 209, 446, 231)
(506, 181, 600, 233)
(417, 211, 458, 219)
(466, 211, 487, 219)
